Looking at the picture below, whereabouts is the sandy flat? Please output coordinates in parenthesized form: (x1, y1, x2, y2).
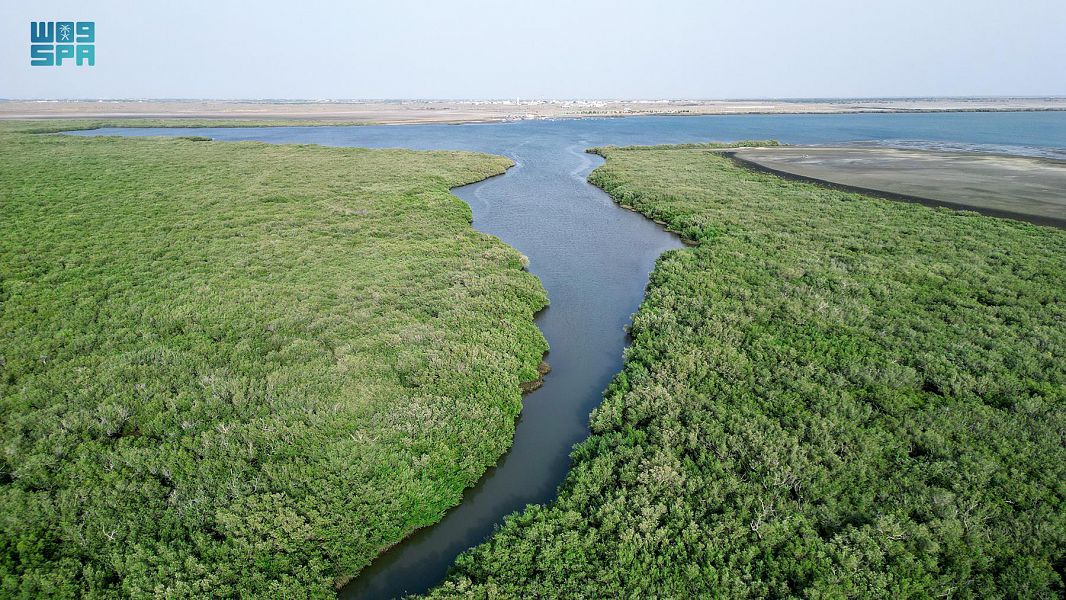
(730, 147, 1066, 227)
(2, 98, 1065, 123)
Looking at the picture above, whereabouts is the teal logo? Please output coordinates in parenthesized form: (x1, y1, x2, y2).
(30, 21, 95, 66)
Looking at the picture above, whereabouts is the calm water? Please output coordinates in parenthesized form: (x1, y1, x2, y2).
(72, 112, 1066, 598)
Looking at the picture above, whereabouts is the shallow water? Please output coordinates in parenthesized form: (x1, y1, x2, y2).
(72, 112, 1066, 598)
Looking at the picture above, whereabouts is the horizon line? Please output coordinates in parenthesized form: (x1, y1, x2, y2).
(4, 95, 1066, 103)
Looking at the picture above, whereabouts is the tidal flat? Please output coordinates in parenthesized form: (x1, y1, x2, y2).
(730, 146, 1066, 227)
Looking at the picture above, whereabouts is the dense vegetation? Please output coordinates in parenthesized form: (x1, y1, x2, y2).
(0, 123, 548, 597)
(429, 143, 1066, 598)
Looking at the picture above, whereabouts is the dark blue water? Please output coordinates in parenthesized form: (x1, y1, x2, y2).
(71, 112, 1066, 599)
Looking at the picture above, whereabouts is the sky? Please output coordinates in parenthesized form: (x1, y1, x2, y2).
(3, 0, 1065, 100)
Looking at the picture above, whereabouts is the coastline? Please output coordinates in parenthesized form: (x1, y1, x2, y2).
(4, 98, 1066, 125)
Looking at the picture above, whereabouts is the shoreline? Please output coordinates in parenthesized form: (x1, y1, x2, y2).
(4, 98, 1066, 125)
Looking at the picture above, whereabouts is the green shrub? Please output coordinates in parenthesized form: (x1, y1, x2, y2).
(428, 143, 1066, 599)
(0, 124, 546, 597)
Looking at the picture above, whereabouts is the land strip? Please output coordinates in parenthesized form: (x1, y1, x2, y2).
(3, 98, 1065, 124)
(0, 121, 547, 597)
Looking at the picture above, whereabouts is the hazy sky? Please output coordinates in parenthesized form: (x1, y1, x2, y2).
(3, 0, 1065, 99)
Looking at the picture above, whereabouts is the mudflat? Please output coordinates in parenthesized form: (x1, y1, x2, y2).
(3, 97, 1065, 123)
(730, 146, 1066, 227)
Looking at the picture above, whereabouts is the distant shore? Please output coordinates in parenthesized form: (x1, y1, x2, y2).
(3, 98, 1065, 124)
